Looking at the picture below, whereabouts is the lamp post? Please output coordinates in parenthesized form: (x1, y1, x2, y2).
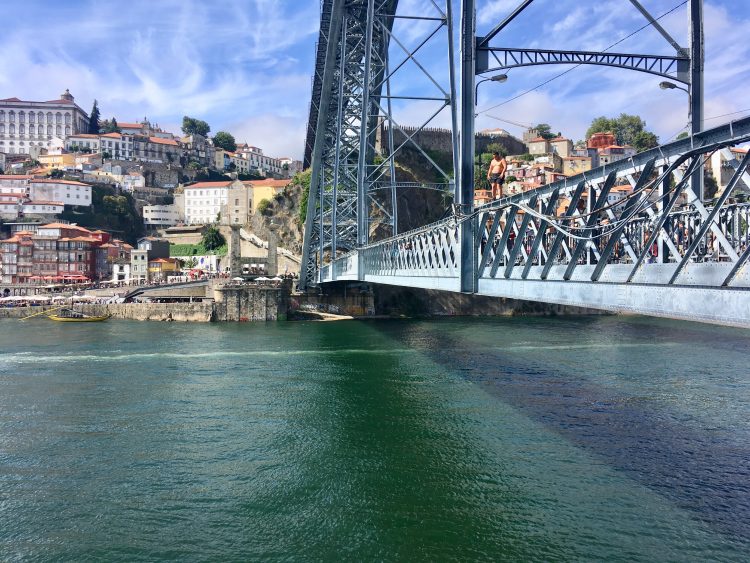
(659, 79, 703, 199)
(475, 73, 508, 102)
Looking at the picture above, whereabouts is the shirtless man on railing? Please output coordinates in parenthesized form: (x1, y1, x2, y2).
(487, 151, 507, 199)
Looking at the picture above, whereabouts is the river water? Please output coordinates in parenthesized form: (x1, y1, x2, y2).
(0, 315, 748, 561)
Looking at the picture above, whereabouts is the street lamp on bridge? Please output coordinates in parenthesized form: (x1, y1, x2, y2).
(475, 73, 508, 99)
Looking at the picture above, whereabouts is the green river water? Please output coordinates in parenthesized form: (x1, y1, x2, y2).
(0, 315, 748, 561)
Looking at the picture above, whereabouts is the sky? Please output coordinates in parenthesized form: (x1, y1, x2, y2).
(1, 0, 748, 159)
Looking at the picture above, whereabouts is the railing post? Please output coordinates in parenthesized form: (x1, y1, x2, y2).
(459, 0, 477, 293)
(689, 0, 704, 200)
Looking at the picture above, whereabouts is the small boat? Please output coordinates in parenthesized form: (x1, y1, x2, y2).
(47, 308, 110, 322)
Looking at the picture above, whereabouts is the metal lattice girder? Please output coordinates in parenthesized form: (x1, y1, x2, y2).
(476, 48, 689, 83)
(301, 0, 458, 288)
(323, 116, 750, 327)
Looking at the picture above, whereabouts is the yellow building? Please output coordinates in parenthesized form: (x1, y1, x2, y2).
(244, 179, 289, 213)
(562, 156, 593, 176)
(148, 257, 180, 280)
(38, 152, 76, 170)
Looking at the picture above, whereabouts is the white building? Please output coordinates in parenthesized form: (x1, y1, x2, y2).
(235, 144, 283, 177)
(99, 132, 133, 160)
(65, 133, 100, 153)
(143, 204, 181, 228)
(0, 200, 64, 219)
(0, 90, 90, 155)
(0, 176, 91, 221)
(29, 179, 92, 206)
(183, 180, 243, 225)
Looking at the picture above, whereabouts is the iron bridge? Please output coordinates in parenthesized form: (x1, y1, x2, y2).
(302, 0, 750, 327)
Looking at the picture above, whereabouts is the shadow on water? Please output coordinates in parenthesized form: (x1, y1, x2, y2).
(370, 316, 750, 544)
(286, 321, 572, 561)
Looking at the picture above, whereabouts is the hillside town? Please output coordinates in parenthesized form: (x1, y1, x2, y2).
(0, 90, 304, 288)
(1, 90, 745, 290)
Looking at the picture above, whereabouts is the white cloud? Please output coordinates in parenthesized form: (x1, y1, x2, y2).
(477, 0, 525, 27)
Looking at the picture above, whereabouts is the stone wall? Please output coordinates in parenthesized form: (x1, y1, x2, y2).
(379, 125, 527, 158)
(213, 285, 289, 321)
(0, 291, 289, 322)
(373, 285, 609, 317)
(0, 302, 213, 322)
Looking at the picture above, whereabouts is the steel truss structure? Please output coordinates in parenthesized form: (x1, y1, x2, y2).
(477, 48, 688, 83)
(301, 0, 750, 326)
(300, 0, 458, 289)
(321, 117, 750, 327)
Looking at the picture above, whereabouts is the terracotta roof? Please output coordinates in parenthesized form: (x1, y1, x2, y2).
(148, 136, 179, 146)
(186, 181, 233, 189)
(118, 123, 143, 129)
(150, 257, 179, 263)
(44, 98, 75, 104)
(0, 97, 22, 102)
(0, 193, 26, 199)
(39, 222, 92, 232)
(100, 132, 122, 139)
(529, 137, 549, 143)
(0, 174, 34, 179)
(550, 136, 569, 142)
(30, 179, 90, 186)
(244, 179, 290, 188)
(69, 133, 99, 139)
(26, 201, 64, 206)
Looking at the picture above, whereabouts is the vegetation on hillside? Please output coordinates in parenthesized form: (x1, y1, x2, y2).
(586, 113, 658, 152)
(294, 170, 312, 224)
(59, 185, 144, 243)
(202, 225, 226, 251)
(100, 117, 120, 134)
(170, 242, 227, 257)
(213, 131, 236, 152)
(88, 100, 101, 134)
(182, 116, 211, 137)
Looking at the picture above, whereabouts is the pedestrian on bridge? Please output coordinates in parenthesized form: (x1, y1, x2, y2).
(487, 152, 507, 200)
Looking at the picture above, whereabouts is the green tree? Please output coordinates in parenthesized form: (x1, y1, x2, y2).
(88, 100, 101, 134)
(49, 169, 64, 178)
(257, 198, 272, 215)
(182, 116, 211, 137)
(586, 113, 659, 152)
(102, 151, 112, 160)
(202, 225, 226, 251)
(534, 123, 556, 140)
(676, 131, 690, 140)
(100, 117, 120, 133)
(295, 169, 312, 224)
(213, 131, 237, 152)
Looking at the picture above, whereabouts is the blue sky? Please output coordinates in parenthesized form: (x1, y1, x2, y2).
(1, 1, 748, 159)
